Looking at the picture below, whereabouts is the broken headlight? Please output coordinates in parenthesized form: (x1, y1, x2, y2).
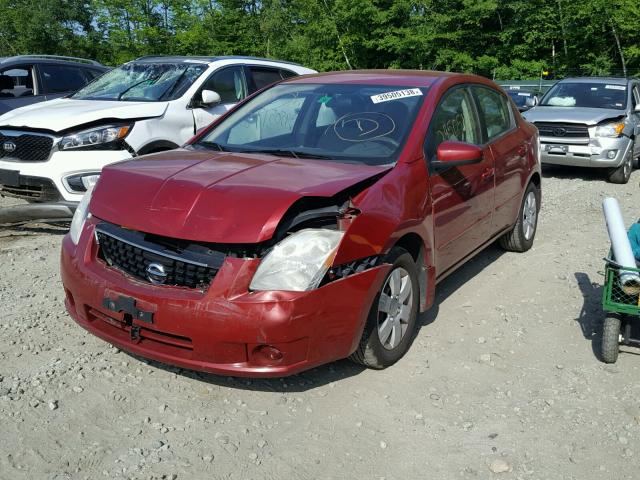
(69, 185, 94, 245)
(250, 229, 344, 292)
(595, 122, 625, 138)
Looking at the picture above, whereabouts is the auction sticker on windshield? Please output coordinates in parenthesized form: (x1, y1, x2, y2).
(605, 85, 626, 91)
(371, 88, 422, 104)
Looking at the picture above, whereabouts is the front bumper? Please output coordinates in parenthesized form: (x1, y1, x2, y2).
(60, 221, 389, 377)
(540, 135, 632, 168)
(0, 149, 132, 203)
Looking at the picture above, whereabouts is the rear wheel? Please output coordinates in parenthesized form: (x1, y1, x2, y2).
(499, 182, 540, 252)
(349, 247, 419, 369)
(607, 147, 633, 184)
(601, 314, 621, 363)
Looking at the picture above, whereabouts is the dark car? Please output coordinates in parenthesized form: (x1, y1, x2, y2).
(61, 70, 541, 377)
(0, 55, 107, 116)
(505, 88, 539, 112)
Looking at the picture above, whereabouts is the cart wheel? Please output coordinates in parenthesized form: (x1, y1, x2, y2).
(601, 315, 621, 364)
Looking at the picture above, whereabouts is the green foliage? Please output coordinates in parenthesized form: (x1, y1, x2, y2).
(0, 0, 638, 79)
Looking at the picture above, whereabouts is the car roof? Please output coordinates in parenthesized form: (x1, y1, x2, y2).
(282, 69, 464, 87)
(559, 77, 630, 84)
(131, 55, 303, 67)
(0, 55, 106, 69)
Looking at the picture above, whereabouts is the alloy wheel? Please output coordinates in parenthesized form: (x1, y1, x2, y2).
(522, 191, 537, 241)
(377, 267, 413, 350)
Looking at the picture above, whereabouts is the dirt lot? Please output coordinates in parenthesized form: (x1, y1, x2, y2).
(1, 167, 640, 480)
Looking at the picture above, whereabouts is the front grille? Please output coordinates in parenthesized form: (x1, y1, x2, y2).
(96, 222, 225, 289)
(0, 132, 54, 162)
(0, 176, 60, 201)
(534, 122, 589, 139)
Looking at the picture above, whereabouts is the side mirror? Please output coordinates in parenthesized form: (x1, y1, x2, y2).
(525, 97, 536, 108)
(431, 141, 483, 170)
(201, 89, 221, 107)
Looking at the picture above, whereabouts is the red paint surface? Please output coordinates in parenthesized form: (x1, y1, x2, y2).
(61, 70, 540, 376)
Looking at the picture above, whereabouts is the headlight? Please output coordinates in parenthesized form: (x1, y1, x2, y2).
(250, 229, 344, 291)
(60, 125, 131, 151)
(596, 122, 625, 138)
(69, 186, 94, 245)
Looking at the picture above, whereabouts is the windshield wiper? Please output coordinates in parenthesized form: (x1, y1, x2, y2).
(117, 76, 160, 100)
(198, 141, 228, 152)
(239, 148, 333, 160)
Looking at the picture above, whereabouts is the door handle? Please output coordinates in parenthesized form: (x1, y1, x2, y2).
(481, 168, 495, 181)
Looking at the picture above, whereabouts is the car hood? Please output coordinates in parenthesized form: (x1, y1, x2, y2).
(90, 149, 390, 244)
(523, 106, 625, 125)
(0, 98, 168, 133)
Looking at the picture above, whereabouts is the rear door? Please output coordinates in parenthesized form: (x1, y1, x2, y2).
(470, 84, 529, 232)
(631, 83, 640, 159)
(427, 85, 495, 274)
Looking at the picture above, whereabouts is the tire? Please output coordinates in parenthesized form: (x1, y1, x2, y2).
(601, 315, 621, 364)
(607, 146, 633, 184)
(499, 182, 540, 253)
(349, 247, 419, 369)
(631, 140, 639, 169)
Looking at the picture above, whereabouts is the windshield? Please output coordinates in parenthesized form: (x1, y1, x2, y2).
(540, 82, 627, 109)
(507, 90, 534, 107)
(195, 83, 427, 165)
(72, 62, 208, 102)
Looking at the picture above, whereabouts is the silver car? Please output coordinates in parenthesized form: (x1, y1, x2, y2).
(523, 77, 640, 184)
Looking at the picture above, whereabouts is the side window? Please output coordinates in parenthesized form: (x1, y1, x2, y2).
(473, 86, 513, 141)
(0, 66, 35, 98)
(632, 85, 640, 111)
(249, 67, 284, 91)
(201, 66, 246, 104)
(279, 69, 297, 79)
(426, 87, 480, 161)
(39, 65, 89, 94)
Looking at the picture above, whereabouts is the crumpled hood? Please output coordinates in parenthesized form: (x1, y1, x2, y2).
(90, 149, 390, 244)
(523, 106, 625, 125)
(0, 98, 168, 133)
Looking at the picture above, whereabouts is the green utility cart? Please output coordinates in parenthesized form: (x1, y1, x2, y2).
(601, 258, 640, 363)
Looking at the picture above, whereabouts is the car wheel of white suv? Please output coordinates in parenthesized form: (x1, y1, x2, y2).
(608, 146, 633, 184)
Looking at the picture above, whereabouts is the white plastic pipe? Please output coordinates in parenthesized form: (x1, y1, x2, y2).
(603, 197, 640, 294)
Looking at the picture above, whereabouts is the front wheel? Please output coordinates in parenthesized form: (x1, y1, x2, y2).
(607, 146, 633, 184)
(499, 182, 540, 252)
(601, 315, 621, 363)
(349, 247, 419, 369)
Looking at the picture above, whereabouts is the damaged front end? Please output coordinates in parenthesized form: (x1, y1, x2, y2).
(60, 154, 406, 375)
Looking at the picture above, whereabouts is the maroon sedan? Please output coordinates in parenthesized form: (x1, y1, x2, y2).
(61, 70, 541, 377)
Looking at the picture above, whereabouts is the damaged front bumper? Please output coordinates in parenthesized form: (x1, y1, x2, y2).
(540, 134, 632, 168)
(60, 221, 389, 377)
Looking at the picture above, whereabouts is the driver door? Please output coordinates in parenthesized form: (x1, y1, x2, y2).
(632, 84, 640, 159)
(192, 66, 247, 132)
(426, 85, 496, 274)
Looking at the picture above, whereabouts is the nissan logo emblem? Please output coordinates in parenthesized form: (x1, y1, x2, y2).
(3, 141, 16, 153)
(552, 127, 567, 137)
(146, 262, 167, 285)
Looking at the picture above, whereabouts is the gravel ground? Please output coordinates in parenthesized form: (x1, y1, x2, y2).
(1, 166, 640, 480)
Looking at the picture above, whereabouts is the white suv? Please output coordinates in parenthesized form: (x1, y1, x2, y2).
(0, 56, 315, 217)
